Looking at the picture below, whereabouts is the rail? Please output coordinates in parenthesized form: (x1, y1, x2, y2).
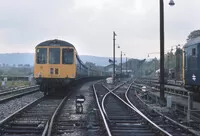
(0, 96, 44, 125)
(0, 85, 39, 103)
(43, 95, 70, 136)
(93, 81, 112, 136)
(103, 82, 173, 136)
(0, 85, 38, 96)
(101, 82, 125, 118)
(0, 96, 67, 135)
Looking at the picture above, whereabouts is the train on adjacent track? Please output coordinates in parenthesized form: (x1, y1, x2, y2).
(34, 39, 106, 95)
(150, 36, 200, 92)
(183, 36, 200, 91)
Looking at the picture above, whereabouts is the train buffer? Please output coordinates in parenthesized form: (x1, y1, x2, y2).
(76, 95, 85, 114)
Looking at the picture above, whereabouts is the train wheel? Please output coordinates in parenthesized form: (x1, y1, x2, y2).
(39, 86, 42, 92)
(42, 84, 48, 96)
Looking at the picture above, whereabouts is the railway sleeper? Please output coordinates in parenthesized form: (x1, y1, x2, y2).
(55, 121, 87, 127)
(108, 115, 141, 120)
(111, 130, 156, 136)
(111, 123, 151, 128)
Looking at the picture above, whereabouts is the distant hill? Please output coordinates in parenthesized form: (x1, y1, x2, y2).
(0, 53, 125, 66)
(0, 53, 34, 66)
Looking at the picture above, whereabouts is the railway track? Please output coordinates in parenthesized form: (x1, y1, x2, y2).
(132, 82, 200, 135)
(44, 94, 83, 136)
(0, 93, 69, 136)
(136, 79, 189, 98)
(37, 81, 102, 136)
(93, 80, 195, 136)
(0, 85, 39, 103)
(134, 81, 200, 127)
(176, 105, 200, 122)
(139, 78, 183, 87)
(128, 83, 199, 136)
(0, 86, 29, 93)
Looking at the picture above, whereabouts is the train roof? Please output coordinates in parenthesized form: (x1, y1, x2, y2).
(184, 36, 200, 48)
(36, 39, 89, 69)
(35, 39, 92, 69)
(36, 39, 74, 47)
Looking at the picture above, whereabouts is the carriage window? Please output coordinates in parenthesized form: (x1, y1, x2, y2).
(62, 48, 74, 64)
(192, 48, 196, 56)
(36, 48, 47, 64)
(49, 48, 60, 64)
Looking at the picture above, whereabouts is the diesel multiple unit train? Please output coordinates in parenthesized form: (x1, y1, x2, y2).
(34, 39, 106, 95)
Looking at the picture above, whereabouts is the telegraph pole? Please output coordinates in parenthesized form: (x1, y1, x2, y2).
(121, 51, 122, 77)
(113, 32, 116, 82)
(126, 57, 127, 75)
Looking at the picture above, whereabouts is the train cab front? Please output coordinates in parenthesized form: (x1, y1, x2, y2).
(34, 44, 76, 95)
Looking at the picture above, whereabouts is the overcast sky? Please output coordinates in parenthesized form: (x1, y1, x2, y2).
(0, 0, 199, 59)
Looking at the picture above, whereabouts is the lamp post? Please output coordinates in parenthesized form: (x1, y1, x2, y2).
(159, 0, 175, 103)
(123, 53, 128, 76)
(115, 44, 121, 78)
(120, 50, 125, 77)
(113, 31, 117, 83)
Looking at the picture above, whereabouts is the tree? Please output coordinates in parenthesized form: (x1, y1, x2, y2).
(137, 59, 146, 68)
(0, 70, 3, 75)
(85, 62, 96, 68)
(165, 52, 175, 70)
(187, 30, 200, 41)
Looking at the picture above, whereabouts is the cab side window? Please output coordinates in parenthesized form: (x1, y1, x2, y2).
(36, 48, 47, 64)
(189, 46, 197, 70)
(192, 48, 196, 56)
(49, 48, 60, 64)
(62, 48, 74, 64)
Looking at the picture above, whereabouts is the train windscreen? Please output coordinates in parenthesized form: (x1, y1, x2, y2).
(36, 48, 47, 64)
(49, 48, 60, 64)
(62, 48, 74, 64)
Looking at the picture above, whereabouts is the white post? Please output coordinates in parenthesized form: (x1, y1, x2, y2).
(187, 91, 191, 122)
(167, 95, 172, 108)
(174, 103, 177, 111)
(3, 77, 7, 88)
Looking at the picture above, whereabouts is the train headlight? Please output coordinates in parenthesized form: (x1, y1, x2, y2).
(37, 72, 42, 77)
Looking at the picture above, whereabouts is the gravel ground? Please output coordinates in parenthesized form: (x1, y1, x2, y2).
(52, 81, 99, 136)
(0, 91, 43, 121)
